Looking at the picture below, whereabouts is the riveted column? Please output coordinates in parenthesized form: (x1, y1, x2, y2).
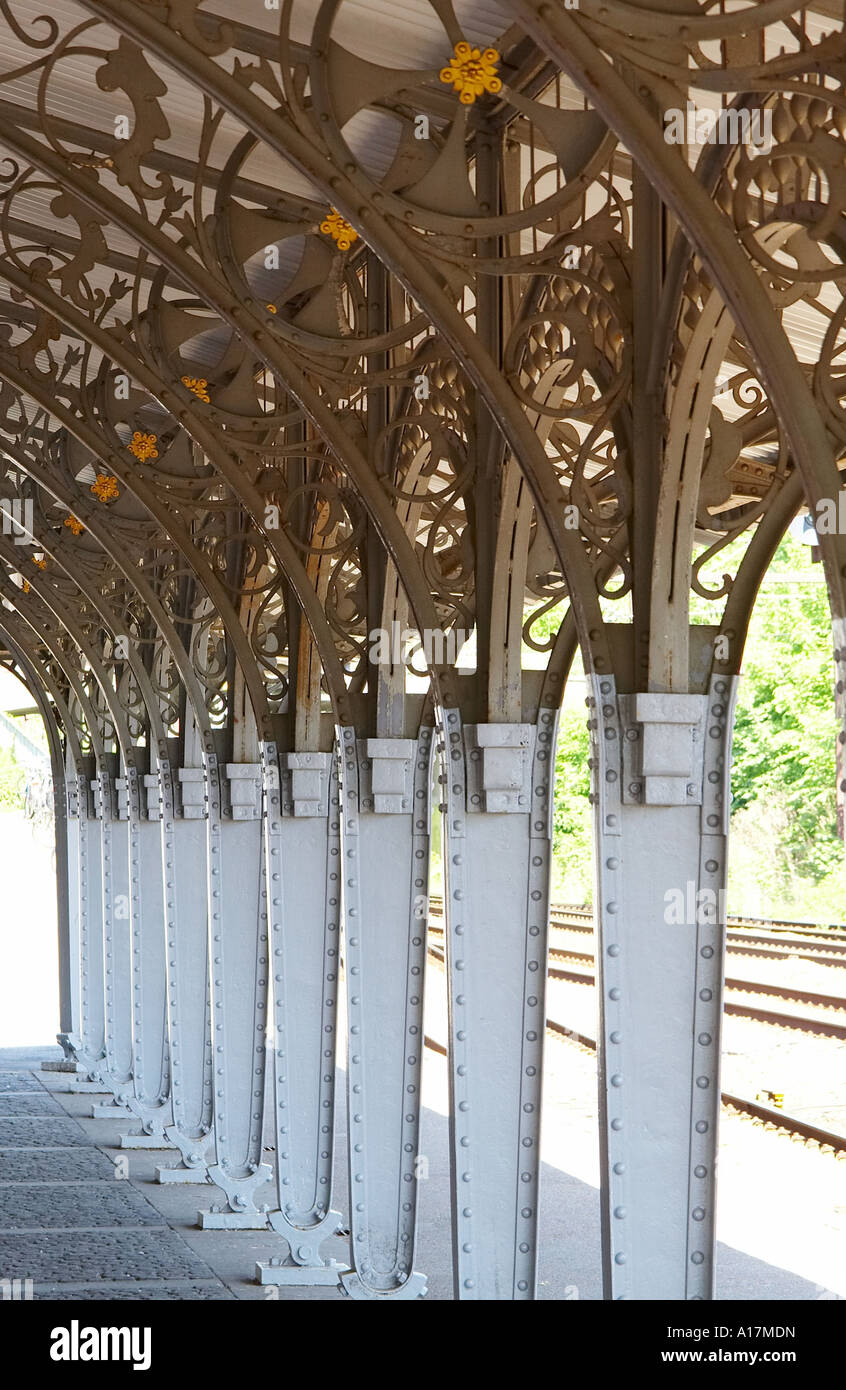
(591, 675, 737, 1299)
(51, 751, 72, 1048)
(154, 763, 212, 1176)
(58, 754, 82, 1060)
(257, 745, 345, 1286)
(92, 763, 134, 1113)
(116, 763, 171, 1147)
(199, 757, 272, 1226)
(337, 726, 433, 1300)
(69, 764, 106, 1082)
(440, 709, 557, 1300)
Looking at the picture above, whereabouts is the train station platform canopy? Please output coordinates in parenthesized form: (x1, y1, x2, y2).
(0, 0, 843, 1301)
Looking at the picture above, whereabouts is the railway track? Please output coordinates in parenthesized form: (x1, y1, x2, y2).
(550, 907, 846, 953)
(426, 933, 846, 1039)
(541, 1021, 846, 1156)
(422, 948, 846, 1155)
(546, 912, 846, 965)
(545, 901, 846, 943)
(428, 898, 846, 973)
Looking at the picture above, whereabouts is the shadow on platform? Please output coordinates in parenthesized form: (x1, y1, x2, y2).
(0, 1047, 830, 1301)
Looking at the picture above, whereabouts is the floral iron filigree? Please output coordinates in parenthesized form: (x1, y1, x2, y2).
(128, 430, 159, 462)
(181, 375, 210, 403)
(319, 210, 359, 251)
(91, 474, 120, 503)
(440, 43, 501, 105)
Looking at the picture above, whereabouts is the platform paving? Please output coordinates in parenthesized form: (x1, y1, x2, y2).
(0, 1057, 226, 1300)
(0, 1045, 839, 1300)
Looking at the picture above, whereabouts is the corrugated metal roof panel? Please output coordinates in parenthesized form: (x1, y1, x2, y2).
(209, 0, 513, 66)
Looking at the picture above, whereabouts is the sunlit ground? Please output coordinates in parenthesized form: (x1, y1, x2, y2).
(0, 809, 58, 1046)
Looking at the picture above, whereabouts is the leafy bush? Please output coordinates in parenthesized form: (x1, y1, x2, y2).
(728, 535, 839, 889)
(0, 745, 26, 811)
(545, 530, 841, 917)
(551, 704, 594, 904)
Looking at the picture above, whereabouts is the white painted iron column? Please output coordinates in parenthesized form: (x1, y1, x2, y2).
(199, 757, 272, 1226)
(337, 727, 434, 1300)
(71, 769, 106, 1081)
(153, 762, 213, 1177)
(590, 676, 737, 1299)
(58, 751, 82, 1059)
(95, 766, 134, 1111)
(257, 746, 345, 1286)
(440, 709, 557, 1299)
(118, 764, 171, 1146)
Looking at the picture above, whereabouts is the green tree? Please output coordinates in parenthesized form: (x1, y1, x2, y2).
(0, 744, 26, 811)
(538, 528, 842, 915)
(551, 704, 593, 903)
(722, 533, 841, 910)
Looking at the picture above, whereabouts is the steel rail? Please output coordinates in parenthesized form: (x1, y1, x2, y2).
(431, 894, 846, 950)
(429, 933, 846, 1036)
(422, 955, 846, 1155)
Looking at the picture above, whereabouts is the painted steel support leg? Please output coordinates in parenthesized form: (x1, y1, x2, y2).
(56, 758, 82, 1064)
(92, 768, 134, 1115)
(155, 765, 213, 1182)
(115, 767, 172, 1144)
(337, 727, 433, 1301)
(199, 757, 272, 1227)
(67, 773, 107, 1084)
(53, 755, 73, 1049)
(440, 711, 558, 1300)
(590, 676, 737, 1299)
(256, 746, 345, 1285)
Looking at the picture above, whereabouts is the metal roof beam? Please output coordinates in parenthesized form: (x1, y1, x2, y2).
(0, 97, 323, 217)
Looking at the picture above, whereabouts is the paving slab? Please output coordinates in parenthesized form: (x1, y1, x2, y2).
(0, 1148, 118, 1182)
(35, 1280, 235, 1300)
(0, 1182, 167, 1230)
(0, 1228, 215, 1283)
(0, 1116, 91, 1148)
(0, 1093, 65, 1117)
(0, 1073, 46, 1093)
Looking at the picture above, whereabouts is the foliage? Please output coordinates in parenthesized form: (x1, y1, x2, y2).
(720, 533, 841, 913)
(0, 745, 26, 811)
(551, 705, 593, 903)
(538, 529, 842, 917)
(427, 530, 841, 919)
